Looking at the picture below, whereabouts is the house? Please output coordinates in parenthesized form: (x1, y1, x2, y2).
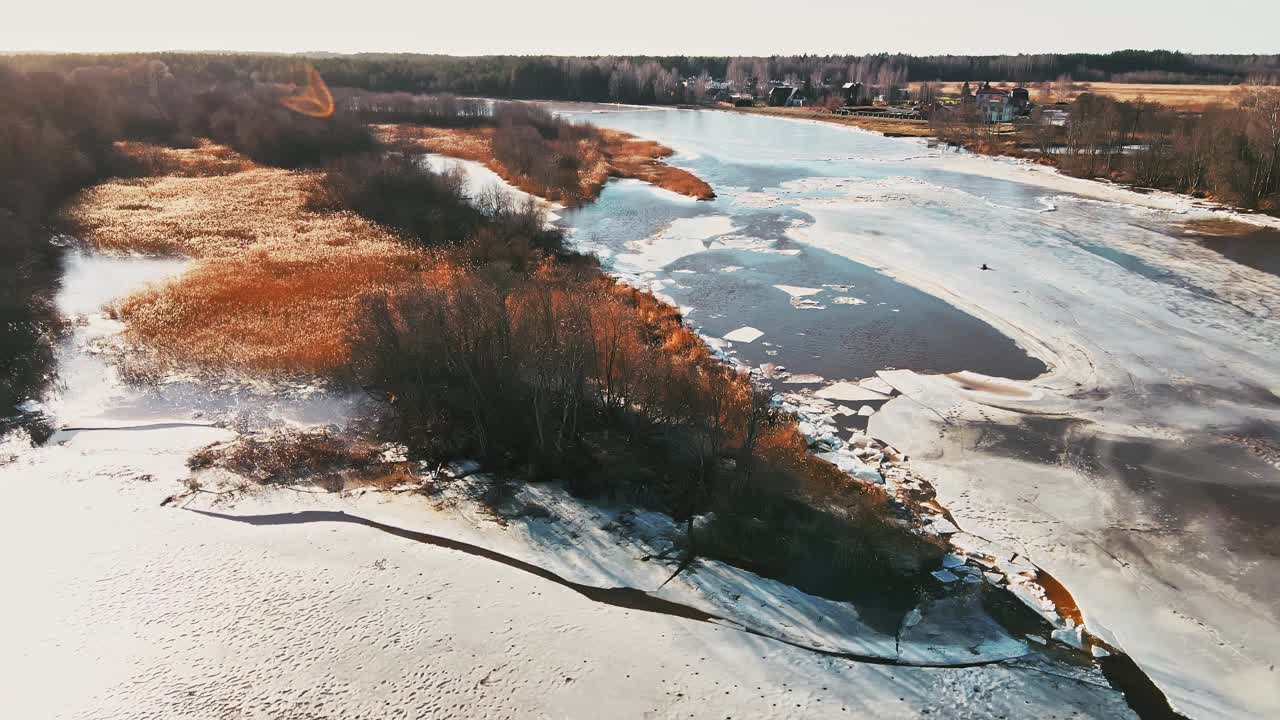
(768, 85, 804, 107)
(1010, 86, 1031, 111)
(729, 93, 755, 107)
(841, 81, 866, 105)
(974, 83, 1015, 122)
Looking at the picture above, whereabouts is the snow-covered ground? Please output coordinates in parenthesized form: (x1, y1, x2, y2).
(1, 444, 1131, 719)
(1, 205, 1135, 715)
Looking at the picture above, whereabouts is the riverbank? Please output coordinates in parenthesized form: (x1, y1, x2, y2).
(718, 104, 935, 138)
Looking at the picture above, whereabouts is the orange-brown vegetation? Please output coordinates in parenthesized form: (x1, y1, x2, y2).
(596, 128, 717, 200)
(67, 146, 430, 372)
(354, 255, 942, 599)
(377, 123, 714, 204)
(110, 140, 256, 178)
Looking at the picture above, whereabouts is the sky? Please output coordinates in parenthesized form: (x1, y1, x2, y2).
(4, 1, 1277, 56)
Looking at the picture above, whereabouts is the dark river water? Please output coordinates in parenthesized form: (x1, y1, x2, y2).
(557, 108, 1047, 383)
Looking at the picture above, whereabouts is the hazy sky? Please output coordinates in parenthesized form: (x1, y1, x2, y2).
(5, 1, 1277, 55)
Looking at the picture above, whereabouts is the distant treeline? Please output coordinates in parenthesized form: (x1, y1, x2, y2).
(8, 51, 1280, 107)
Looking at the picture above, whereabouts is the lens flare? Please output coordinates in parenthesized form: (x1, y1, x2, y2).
(279, 65, 334, 118)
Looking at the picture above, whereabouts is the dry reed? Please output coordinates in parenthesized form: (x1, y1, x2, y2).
(67, 143, 433, 373)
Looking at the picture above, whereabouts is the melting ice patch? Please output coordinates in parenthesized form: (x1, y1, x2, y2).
(722, 326, 764, 344)
(613, 215, 736, 273)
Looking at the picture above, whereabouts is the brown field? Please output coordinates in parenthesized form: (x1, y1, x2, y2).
(718, 105, 935, 138)
(66, 145, 433, 373)
(377, 124, 715, 202)
(915, 81, 1243, 110)
(111, 140, 256, 177)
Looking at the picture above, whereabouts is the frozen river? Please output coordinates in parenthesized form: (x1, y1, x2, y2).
(557, 105, 1280, 719)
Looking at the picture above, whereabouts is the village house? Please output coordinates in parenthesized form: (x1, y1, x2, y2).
(974, 83, 1016, 122)
(842, 81, 866, 105)
(767, 85, 806, 107)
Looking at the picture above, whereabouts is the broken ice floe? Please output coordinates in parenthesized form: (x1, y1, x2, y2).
(859, 376, 896, 395)
(832, 296, 867, 305)
(722, 326, 764, 343)
(814, 381, 889, 403)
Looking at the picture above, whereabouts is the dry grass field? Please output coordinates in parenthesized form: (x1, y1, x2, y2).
(67, 144, 433, 373)
(915, 81, 1244, 110)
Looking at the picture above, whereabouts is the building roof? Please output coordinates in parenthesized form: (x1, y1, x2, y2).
(976, 86, 1010, 96)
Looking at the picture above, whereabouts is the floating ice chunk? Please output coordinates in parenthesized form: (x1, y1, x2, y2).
(931, 569, 960, 583)
(814, 381, 890, 402)
(758, 363, 787, 379)
(984, 572, 1005, 586)
(720, 265, 743, 273)
(941, 554, 966, 569)
(848, 432, 873, 448)
(836, 405, 857, 417)
(1026, 634, 1048, 645)
(789, 297, 827, 310)
(774, 285, 823, 298)
(1091, 645, 1111, 658)
(723, 326, 764, 343)
(832, 296, 867, 305)
(857, 405, 876, 417)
